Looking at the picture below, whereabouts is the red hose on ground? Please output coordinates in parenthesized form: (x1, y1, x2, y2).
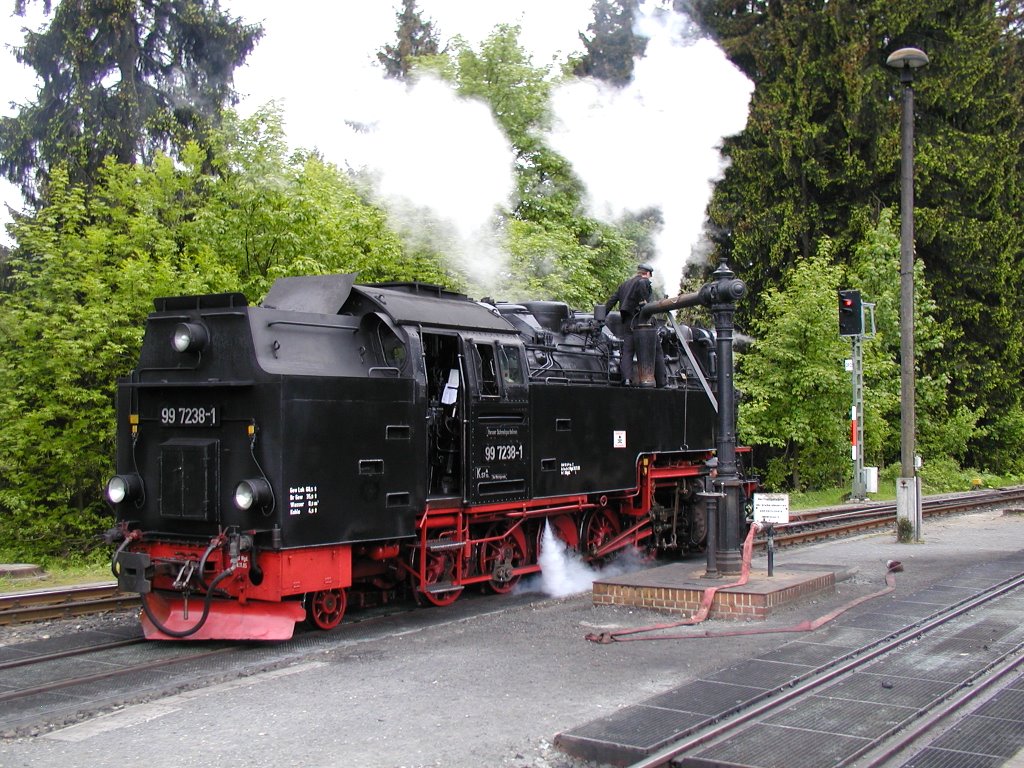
(585, 527, 901, 643)
(585, 523, 761, 643)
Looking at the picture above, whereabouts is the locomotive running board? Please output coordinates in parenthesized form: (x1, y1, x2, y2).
(140, 592, 307, 641)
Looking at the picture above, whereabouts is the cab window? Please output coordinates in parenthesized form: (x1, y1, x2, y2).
(499, 344, 526, 393)
(474, 342, 499, 397)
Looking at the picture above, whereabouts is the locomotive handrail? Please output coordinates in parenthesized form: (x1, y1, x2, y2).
(124, 379, 255, 388)
(148, 309, 249, 320)
(265, 319, 360, 331)
(368, 366, 401, 377)
(529, 371, 607, 384)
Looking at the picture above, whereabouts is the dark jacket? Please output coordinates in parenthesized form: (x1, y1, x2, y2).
(605, 274, 652, 321)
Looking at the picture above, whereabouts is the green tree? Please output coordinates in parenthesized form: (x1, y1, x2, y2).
(574, 0, 648, 86)
(694, 0, 1024, 473)
(0, 107, 448, 561)
(736, 252, 854, 491)
(199, 106, 455, 299)
(376, 0, 441, 80)
(0, 0, 262, 204)
(0, 156, 235, 561)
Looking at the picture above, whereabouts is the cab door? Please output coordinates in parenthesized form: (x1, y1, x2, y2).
(466, 339, 530, 504)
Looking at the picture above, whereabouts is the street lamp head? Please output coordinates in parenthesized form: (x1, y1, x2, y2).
(886, 47, 930, 70)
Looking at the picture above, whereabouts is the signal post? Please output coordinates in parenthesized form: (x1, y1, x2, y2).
(839, 290, 867, 501)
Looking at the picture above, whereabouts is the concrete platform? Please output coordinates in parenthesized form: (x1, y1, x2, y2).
(593, 561, 851, 620)
(560, 548, 1024, 766)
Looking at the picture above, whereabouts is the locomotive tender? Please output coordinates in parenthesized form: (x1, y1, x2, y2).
(107, 273, 726, 640)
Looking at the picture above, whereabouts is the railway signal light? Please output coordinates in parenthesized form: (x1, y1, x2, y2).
(838, 290, 863, 337)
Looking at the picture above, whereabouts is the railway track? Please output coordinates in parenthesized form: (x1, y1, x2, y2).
(622, 556, 1024, 768)
(757, 486, 1024, 548)
(0, 582, 139, 626)
(0, 584, 531, 739)
(0, 635, 236, 707)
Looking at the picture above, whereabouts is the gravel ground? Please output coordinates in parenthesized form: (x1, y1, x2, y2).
(1, 508, 1022, 768)
(0, 608, 139, 646)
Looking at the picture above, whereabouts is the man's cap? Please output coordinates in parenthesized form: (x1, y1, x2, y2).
(637, 263, 654, 274)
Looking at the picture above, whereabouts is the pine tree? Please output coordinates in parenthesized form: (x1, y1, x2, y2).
(574, 0, 648, 86)
(693, 0, 1024, 469)
(0, 0, 262, 204)
(376, 0, 441, 80)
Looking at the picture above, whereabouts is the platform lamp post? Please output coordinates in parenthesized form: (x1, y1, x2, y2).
(886, 47, 929, 541)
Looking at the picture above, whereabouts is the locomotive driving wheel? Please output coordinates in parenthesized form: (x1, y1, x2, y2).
(580, 507, 622, 561)
(478, 523, 528, 594)
(412, 547, 462, 607)
(307, 588, 347, 630)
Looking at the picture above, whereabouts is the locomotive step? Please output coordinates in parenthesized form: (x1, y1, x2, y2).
(424, 582, 464, 594)
(426, 539, 465, 552)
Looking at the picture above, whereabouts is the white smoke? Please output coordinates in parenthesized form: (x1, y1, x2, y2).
(338, 74, 517, 291)
(223, 2, 752, 295)
(516, 520, 648, 598)
(546, 2, 753, 289)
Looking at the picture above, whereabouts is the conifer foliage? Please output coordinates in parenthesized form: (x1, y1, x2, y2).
(691, 0, 1024, 474)
(377, 0, 441, 80)
(574, 0, 647, 85)
(0, 0, 263, 204)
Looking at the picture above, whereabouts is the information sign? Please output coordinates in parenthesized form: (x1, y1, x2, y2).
(753, 493, 790, 525)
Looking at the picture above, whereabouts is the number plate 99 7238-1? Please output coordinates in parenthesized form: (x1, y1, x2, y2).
(160, 406, 219, 427)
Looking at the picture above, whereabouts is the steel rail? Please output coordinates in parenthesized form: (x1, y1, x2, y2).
(0, 645, 237, 705)
(0, 582, 137, 626)
(755, 486, 1024, 549)
(0, 637, 145, 672)
(625, 570, 1024, 768)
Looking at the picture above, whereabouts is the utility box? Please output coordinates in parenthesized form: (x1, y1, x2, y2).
(865, 466, 878, 494)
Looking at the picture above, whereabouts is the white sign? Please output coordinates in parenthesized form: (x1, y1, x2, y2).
(753, 493, 790, 525)
(613, 430, 626, 449)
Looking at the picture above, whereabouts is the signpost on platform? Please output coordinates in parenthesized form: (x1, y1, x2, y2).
(753, 493, 790, 577)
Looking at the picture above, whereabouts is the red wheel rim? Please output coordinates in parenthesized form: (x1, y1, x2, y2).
(581, 508, 621, 560)
(479, 523, 528, 594)
(419, 550, 461, 607)
(308, 588, 346, 630)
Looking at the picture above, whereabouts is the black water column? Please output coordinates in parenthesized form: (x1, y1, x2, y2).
(708, 261, 746, 575)
(639, 260, 747, 575)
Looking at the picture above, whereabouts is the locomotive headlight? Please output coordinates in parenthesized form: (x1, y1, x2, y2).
(172, 322, 209, 353)
(106, 473, 143, 504)
(234, 478, 272, 511)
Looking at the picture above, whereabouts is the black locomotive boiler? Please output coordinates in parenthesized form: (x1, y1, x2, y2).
(107, 273, 728, 640)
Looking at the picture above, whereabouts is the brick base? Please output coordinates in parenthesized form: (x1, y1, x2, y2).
(592, 564, 835, 621)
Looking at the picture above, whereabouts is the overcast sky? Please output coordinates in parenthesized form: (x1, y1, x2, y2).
(0, 2, 753, 287)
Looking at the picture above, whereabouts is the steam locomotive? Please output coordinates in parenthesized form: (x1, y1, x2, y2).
(107, 273, 731, 640)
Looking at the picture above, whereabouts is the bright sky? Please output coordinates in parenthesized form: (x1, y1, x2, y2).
(0, 1, 753, 289)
